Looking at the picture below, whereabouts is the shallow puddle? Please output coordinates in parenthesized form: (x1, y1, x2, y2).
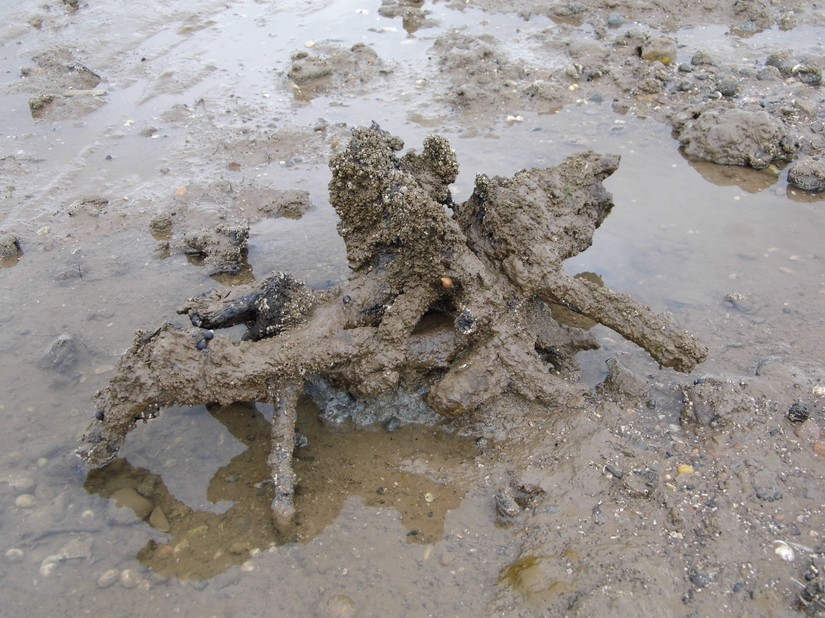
(1, 0, 824, 616)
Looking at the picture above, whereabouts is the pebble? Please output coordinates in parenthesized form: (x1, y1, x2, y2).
(321, 594, 357, 618)
(110, 487, 154, 520)
(677, 464, 694, 475)
(149, 506, 171, 532)
(640, 37, 677, 65)
(813, 442, 825, 457)
(4, 548, 24, 564)
(15, 493, 36, 508)
(97, 569, 119, 588)
(716, 76, 738, 97)
(606, 12, 624, 27)
(794, 419, 821, 442)
(788, 401, 811, 423)
(440, 551, 456, 566)
(119, 568, 141, 589)
(6, 473, 36, 493)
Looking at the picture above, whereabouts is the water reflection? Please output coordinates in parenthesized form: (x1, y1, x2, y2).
(85, 400, 473, 580)
(683, 157, 783, 193)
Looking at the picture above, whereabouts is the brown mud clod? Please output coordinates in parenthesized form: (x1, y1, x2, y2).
(77, 123, 707, 521)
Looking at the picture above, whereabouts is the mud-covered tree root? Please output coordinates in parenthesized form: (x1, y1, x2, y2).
(78, 123, 707, 521)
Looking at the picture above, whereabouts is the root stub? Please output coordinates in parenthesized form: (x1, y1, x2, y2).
(78, 123, 706, 521)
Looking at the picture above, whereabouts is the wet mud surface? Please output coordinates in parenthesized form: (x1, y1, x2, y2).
(2, 1, 825, 617)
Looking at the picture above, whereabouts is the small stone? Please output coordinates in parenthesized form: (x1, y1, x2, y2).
(640, 37, 677, 65)
(606, 13, 624, 27)
(6, 473, 36, 493)
(755, 485, 783, 501)
(813, 442, 825, 457)
(440, 551, 456, 566)
(677, 464, 694, 475)
(320, 594, 357, 618)
(691, 50, 718, 66)
(110, 487, 154, 520)
(0, 233, 22, 259)
(495, 489, 521, 519)
(766, 51, 795, 75)
(788, 157, 825, 192)
(149, 506, 170, 532)
(4, 548, 24, 564)
(757, 65, 782, 81)
(229, 542, 252, 556)
(793, 64, 822, 85)
(689, 568, 716, 589)
(794, 420, 821, 442)
(788, 401, 811, 423)
(15, 494, 36, 508)
(716, 76, 738, 97)
(119, 568, 141, 589)
(97, 569, 119, 588)
(36, 333, 80, 372)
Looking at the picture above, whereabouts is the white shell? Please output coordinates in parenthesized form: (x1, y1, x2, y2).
(774, 542, 795, 562)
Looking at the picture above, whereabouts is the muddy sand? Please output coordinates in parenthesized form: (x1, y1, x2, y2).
(2, 0, 825, 616)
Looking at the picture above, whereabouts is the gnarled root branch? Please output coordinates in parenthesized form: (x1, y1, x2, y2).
(78, 124, 707, 524)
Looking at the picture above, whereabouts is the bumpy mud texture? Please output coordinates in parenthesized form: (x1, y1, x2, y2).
(78, 125, 707, 519)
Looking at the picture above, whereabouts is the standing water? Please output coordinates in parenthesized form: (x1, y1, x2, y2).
(1, 0, 824, 615)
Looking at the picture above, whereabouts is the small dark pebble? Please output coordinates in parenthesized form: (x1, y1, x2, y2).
(605, 464, 624, 479)
(788, 401, 810, 423)
(105, 154, 113, 160)
(294, 432, 309, 449)
(457, 310, 475, 334)
(191, 315, 202, 327)
(376, 486, 386, 495)
(203, 330, 214, 341)
(733, 582, 744, 593)
(196, 339, 208, 351)
(342, 294, 352, 305)
(406, 530, 418, 537)
(789, 522, 801, 536)
(689, 569, 715, 589)
(95, 410, 105, 421)
(755, 486, 782, 501)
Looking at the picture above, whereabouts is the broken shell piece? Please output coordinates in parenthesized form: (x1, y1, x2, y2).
(39, 555, 60, 577)
(774, 541, 795, 562)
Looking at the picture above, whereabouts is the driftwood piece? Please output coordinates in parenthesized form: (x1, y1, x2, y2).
(78, 124, 707, 520)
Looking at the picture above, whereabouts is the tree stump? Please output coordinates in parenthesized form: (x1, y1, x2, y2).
(78, 124, 706, 520)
